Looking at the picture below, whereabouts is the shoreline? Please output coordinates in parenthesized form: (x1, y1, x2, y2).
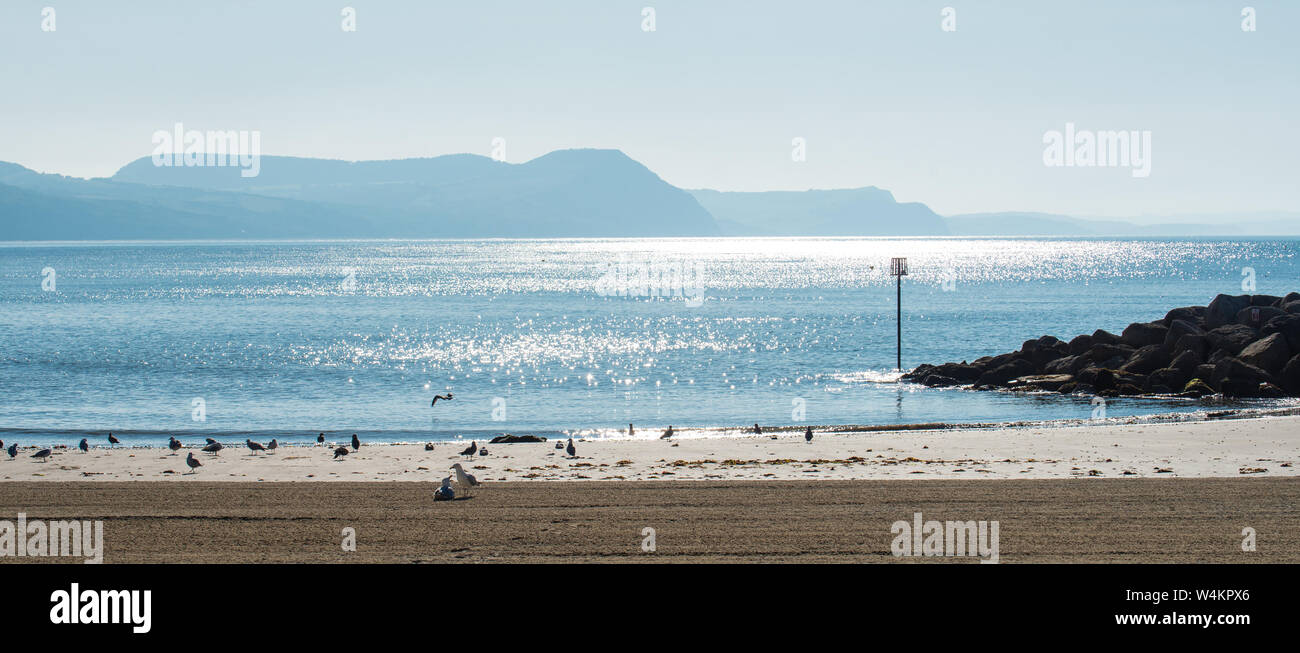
(4, 412, 1298, 483)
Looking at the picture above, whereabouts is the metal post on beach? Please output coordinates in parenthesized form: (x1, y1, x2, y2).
(889, 257, 908, 371)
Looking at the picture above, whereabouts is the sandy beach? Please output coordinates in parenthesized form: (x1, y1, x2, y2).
(1, 478, 1296, 563)
(4, 414, 1298, 483)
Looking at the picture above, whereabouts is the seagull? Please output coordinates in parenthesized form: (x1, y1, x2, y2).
(628, 423, 634, 436)
(205, 438, 217, 445)
(459, 441, 477, 459)
(566, 438, 576, 458)
(108, 433, 120, 446)
(246, 439, 265, 455)
(79, 438, 89, 453)
(554, 441, 564, 450)
(5, 443, 16, 459)
(267, 439, 277, 452)
(185, 452, 201, 474)
(32, 448, 51, 462)
(168, 437, 182, 454)
(351, 434, 360, 451)
(478, 447, 488, 457)
(753, 423, 762, 435)
(424, 443, 436, 451)
(805, 426, 813, 443)
(660, 426, 674, 440)
(431, 393, 453, 407)
(333, 446, 349, 460)
(450, 463, 479, 497)
(202, 441, 223, 454)
(317, 433, 325, 444)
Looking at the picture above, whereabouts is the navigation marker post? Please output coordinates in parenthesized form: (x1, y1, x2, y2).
(890, 257, 908, 371)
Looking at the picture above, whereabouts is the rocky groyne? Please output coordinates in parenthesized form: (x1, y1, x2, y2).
(902, 293, 1300, 398)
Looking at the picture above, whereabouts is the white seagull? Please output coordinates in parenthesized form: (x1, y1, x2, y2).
(450, 463, 479, 497)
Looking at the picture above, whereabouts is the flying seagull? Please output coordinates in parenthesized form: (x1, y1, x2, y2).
(108, 433, 120, 446)
(566, 438, 576, 458)
(805, 426, 813, 443)
(450, 462, 479, 497)
(168, 437, 182, 454)
(459, 441, 477, 459)
(431, 393, 453, 407)
(32, 448, 51, 462)
(246, 439, 265, 455)
(79, 438, 89, 453)
(185, 452, 201, 474)
(351, 434, 360, 451)
(333, 446, 349, 460)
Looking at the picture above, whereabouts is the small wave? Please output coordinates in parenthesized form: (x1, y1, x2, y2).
(831, 369, 904, 384)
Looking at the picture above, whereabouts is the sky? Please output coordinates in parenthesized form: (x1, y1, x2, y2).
(0, 0, 1296, 218)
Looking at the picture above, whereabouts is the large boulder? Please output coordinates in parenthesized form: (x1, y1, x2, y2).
(1120, 344, 1171, 375)
(1008, 374, 1074, 391)
(1261, 314, 1300, 352)
(1147, 367, 1189, 392)
(1171, 333, 1210, 359)
(1211, 356, 1277, 387)
(1044, 355, 1086, 375)
(1164, 306, 1207, 325)
(1205, 324, 1258, 355)
(1279, 354, 1300, 394)
(1169, 349, 1201, 373)
(1067, 334, 1093, 355)
(1121, 322, 1168, 348)
(489, 433, 548, 443)
(1077, 367, 1116, 391)
(1163, 319, 1205, 350)
(1284, 301, 1300, 315)
(976, 358, 1036, 386)
(1251, 294, 1283, 306)
(1236, 305, 1286, 328)
(1206, 294, 1252, 328)
(1091, 329, 1122, 346)
(1238, 332, 1292, 373)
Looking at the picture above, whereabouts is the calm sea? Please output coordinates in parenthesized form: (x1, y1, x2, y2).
(1, 237, 1296, 447)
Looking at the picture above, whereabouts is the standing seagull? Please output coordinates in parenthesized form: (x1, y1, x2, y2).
(805, 426, 813, 443)
(459, 440, 477, 459)
(32, 448, 51, 462)
(450, 463, 479, 497)
(202, 441, 223, 454)
(185, 452, 201, 474)
(267, 439, 278, 453)
(108, 433, 120, 447)
(6, 443, 16, 460)
(246, 439, 266, 455)
(317, 433, 325, 444)
(333, 446, 349, 460)
(753, 423, 762, 435)
(660, 426, 674, 440)
(79, 438, 89, 453)
(431, 393, 453, 407)
(566, 438, 576, 458)
(168, 437, 182, 454)
(351, 434, 360, 451)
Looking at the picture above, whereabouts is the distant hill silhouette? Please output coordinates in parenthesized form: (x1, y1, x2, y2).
(690, 187, 948, 236)
(1, 151, 1294, 239)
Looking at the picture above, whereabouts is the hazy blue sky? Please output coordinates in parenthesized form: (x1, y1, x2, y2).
(1, 0, 1295, 217)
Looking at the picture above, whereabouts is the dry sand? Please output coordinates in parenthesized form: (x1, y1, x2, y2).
(4, 414, 1297, 483)
(2, 478, 1297, 563)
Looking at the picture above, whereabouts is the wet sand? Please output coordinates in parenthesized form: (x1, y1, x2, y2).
(2, 478, 1297, 563)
